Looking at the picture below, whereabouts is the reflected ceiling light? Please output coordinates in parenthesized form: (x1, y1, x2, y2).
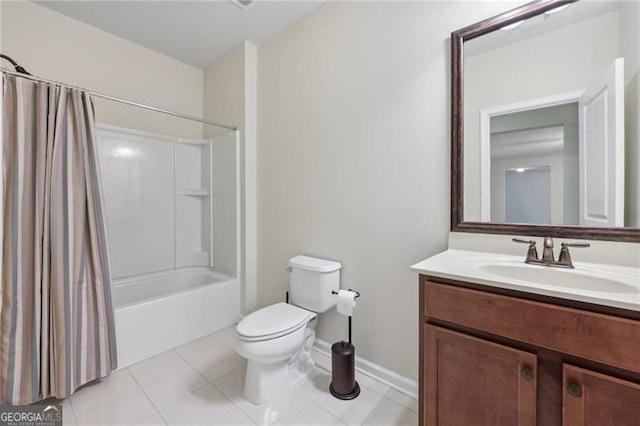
(113, 146, 137, 158)
(515, 167, 526, 173)
(501, 20, 525, 31)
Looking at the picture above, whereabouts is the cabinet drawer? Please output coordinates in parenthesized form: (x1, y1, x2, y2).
(424, 280, 640, 373)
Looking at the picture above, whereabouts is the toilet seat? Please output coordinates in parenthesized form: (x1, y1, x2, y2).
(237, 302, 316, 342)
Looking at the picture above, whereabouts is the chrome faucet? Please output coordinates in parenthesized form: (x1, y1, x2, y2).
(512, 237, 590, 268)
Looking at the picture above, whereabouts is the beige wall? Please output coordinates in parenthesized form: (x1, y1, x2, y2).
(204, 44, 246, 139)
(257, 1, 515, 380)
(1, 1, 203, 138)
(204, 42, 258, 314)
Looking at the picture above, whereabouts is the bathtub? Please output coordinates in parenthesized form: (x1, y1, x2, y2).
(112, 268, 240, 368)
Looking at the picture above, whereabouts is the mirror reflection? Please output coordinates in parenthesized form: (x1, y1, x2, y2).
(462, 1, 639, 228)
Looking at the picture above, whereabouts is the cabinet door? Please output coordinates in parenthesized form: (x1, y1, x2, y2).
(425, 325, 537, 426)
(563, 364, 640, 425)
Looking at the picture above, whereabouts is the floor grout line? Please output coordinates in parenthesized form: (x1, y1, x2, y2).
(204, 364, 263, 424)
(171, 348, 215, 387)
(69, 371, 141, 418)
(209, 332, 236, 351)
(62, 398, 78, 425)
(122, 366, 164, 425)
(126, 364, 161, 423)
(134, 350, 223, 421)
(291, 386, 348, 425)
(291, 369, 386, 426)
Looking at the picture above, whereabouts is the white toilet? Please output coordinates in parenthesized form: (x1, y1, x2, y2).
(236, 255, 341, 404)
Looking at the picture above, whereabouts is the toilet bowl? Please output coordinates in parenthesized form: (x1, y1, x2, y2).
(236, 302, 317, 404)
(235, 255, 341, 405)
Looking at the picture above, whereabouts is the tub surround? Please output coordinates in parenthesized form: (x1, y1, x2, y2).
(98, 125, 239, 279)
(97, 124, 242, 369)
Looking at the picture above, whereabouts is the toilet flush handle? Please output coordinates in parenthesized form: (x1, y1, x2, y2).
(286, 267, 292, 272)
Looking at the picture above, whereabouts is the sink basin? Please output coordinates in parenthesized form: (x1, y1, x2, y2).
(478, 263, 638, 294)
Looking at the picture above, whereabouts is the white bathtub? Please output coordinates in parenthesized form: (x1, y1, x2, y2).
(112, 268, 240, 368)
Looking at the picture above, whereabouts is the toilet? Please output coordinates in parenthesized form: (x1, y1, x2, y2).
(236, 255, 341, 404)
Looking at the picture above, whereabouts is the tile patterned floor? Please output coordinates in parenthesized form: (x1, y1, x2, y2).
(58, 325, 418, 425)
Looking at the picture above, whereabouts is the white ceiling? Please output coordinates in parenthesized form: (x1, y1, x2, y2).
(36, 0, 324, 69)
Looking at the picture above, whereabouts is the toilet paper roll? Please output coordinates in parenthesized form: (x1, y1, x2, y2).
(336, 289, 358, 316)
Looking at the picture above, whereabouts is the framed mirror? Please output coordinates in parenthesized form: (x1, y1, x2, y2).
(451, 0, 640, 242)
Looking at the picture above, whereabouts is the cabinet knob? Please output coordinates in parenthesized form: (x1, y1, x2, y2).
(520, 367, 534, 380)
(567, 383, 582, 397)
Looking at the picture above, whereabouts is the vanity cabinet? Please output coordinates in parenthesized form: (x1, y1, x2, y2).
(419, 276, 640, 426)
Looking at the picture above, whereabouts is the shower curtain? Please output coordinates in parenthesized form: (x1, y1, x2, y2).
(1, 74, 117, 404)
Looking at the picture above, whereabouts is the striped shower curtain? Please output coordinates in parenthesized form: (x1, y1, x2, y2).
(1, 74, 117, 404)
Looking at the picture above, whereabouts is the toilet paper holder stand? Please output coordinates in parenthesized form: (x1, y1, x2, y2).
(329, 289, 362, 400)
(331, 289, 360, 344)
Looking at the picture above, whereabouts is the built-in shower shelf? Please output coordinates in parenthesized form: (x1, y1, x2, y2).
(178, 188, 210, 196)
(175, 138, 212, 269)
(177, 138, 211, 146)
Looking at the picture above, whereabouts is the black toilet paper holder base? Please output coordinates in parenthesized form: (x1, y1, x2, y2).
(329, 289, 361, 400)
(330, 375, 360, 401)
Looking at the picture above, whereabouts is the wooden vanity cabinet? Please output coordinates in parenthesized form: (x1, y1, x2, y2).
(419, 276, 640, 426)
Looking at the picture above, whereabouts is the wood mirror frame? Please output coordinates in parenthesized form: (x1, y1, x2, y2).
(451, 0, 640, 242)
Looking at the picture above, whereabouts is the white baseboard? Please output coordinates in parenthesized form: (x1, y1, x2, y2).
(312, 339, 418, 400)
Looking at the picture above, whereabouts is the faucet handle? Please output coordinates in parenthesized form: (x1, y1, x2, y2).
(512, 238, 536, 247)
(512, 238, 539, 263)
(557, 242, 590, 268)
(561, 242, 591, 249)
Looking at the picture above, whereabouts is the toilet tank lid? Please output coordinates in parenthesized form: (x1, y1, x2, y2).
(289, 255, 342, 273)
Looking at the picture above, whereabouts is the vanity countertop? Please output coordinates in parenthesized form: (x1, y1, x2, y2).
(412, 249, 640, 312)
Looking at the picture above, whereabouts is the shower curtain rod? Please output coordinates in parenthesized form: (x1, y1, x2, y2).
(1, 68, 238, 131)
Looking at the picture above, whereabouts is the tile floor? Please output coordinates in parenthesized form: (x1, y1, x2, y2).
(58, 325, 418, 425)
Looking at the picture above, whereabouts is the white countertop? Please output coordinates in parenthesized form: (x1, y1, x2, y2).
(412, 249, 640, 312)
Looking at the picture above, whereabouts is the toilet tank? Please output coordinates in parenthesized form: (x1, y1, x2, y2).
(288, 255, 341, 313)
